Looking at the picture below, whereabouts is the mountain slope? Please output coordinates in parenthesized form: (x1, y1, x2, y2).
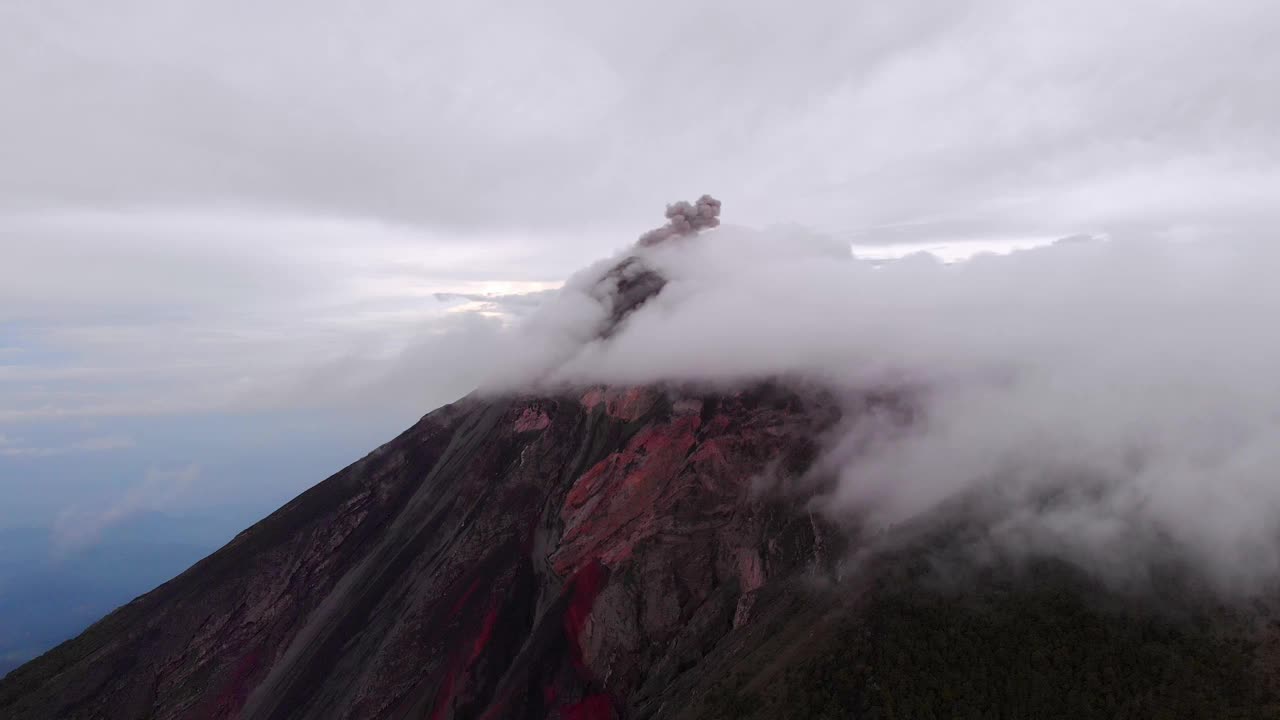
(0, 381, 847, 720)
(6, 229, 1280, 718)
(11, 382, 1278, 720)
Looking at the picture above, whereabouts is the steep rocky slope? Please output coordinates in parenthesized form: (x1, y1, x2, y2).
(0, 380, 853, 720)
(9, 379, 1279, 720)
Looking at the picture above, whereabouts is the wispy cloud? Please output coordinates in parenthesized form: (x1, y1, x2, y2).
(0, 433, 135, 457)
(434, 289, 561, 318)
(52, 463, 200, 550)
(0, 209, 575, 425)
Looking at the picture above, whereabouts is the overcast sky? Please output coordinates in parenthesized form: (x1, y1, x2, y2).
(2, 0, 1277, 537)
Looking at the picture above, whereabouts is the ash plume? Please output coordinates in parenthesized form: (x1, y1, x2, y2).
(637, 194, 722, 246)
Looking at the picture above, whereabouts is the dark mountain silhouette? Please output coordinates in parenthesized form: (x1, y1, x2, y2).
(5, 212, 1280, 718)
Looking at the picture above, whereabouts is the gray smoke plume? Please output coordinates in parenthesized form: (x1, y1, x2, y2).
(637, 194, 722, 246)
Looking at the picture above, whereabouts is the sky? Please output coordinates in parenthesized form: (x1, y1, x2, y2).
(2, 0, 1279, 545)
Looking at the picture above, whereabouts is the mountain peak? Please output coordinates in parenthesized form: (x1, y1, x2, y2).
(592, 195, 722, 339)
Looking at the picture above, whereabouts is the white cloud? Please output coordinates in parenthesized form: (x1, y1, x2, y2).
(0, 208, 574, 424)
(2, 1, 1277, 235)
(52, 463, 200, 550)
(0, 433, 135, 457)
(70, 436, 137, 452)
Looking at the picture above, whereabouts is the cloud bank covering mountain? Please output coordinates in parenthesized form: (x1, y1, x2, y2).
(460, 218, 1280, 592)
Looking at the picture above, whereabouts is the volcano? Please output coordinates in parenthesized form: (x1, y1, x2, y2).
(4, 203, 1280, 719)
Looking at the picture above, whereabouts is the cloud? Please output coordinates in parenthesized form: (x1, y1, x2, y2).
(52, 463, 200, 550)
(485, 225, 1280, 592)
(0, 433, 135, 457)
(4, 1, 1278, 237)
(4, 0, 1277, 431)
(433, 289, 560, 318)
(0, 208, 573, 424)
(69, 436, 136, 452)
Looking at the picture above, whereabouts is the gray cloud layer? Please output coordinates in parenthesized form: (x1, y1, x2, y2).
(4, 1, 1278, 239)
(4, 1, 1277, 428)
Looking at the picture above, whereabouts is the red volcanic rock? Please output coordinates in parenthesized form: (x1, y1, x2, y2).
(561, 694, 615, 720)
(514, 407, 553, 433)
(579, 386, 657, 422)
